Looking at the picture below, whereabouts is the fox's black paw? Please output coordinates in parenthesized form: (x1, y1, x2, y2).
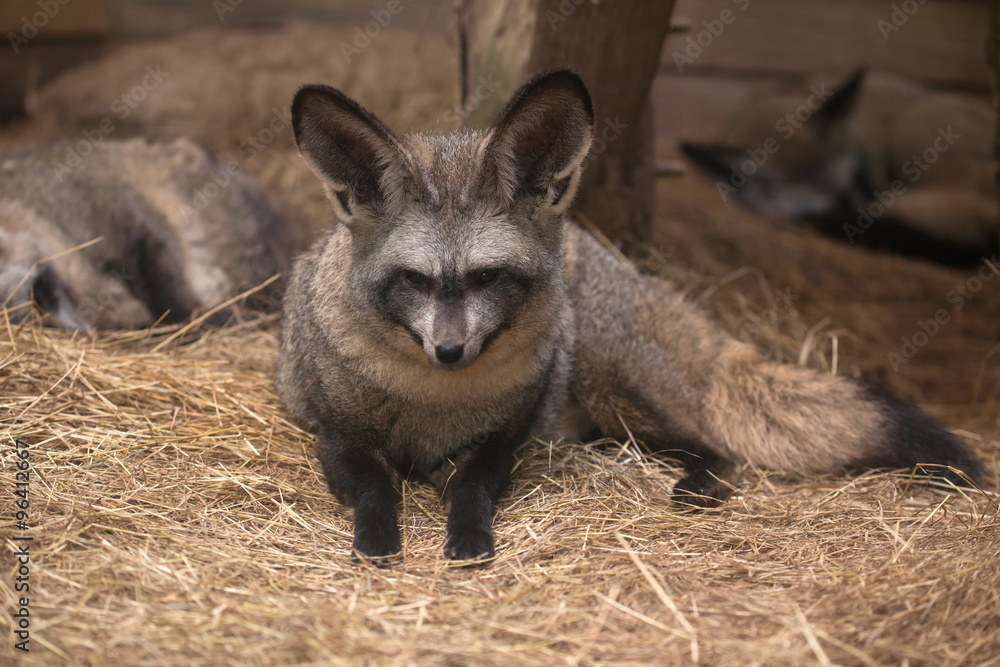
(444, 526, 495, 563)
(352, 524, 402, 565)
(672, 470, 733, 510)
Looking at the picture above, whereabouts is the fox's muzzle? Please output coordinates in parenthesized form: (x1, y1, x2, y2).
(421, 298, 481, 370)
(425, 337, 480, 370)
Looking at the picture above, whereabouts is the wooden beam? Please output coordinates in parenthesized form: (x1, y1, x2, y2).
(662, 0, 991, 92)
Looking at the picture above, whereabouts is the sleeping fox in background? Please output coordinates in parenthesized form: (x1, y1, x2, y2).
(0, 138, 292, 330)
(681, 69, 999, 267)
(276, 71, 985, 563)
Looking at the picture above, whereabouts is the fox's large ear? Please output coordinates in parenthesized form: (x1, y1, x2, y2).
(680, 143, 746, 184)
(814, 67, 865, 132)
(292, 84, 414, 225)
(478, 70, 595, 213)
(30, 265, 94, 332)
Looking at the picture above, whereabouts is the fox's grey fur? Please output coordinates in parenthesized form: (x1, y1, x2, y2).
(277, 71, 985, 563)
(0, 138, 290, 329)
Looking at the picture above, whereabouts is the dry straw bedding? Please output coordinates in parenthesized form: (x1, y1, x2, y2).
(2, 285, 998, 666)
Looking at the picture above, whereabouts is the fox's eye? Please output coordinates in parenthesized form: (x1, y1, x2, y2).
(403, 271, 429, 287)
(476, 269, 500, 286)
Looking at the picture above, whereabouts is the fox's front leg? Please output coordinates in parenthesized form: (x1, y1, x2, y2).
(442, 436, 517, 562)
(316, 427, 401, 561)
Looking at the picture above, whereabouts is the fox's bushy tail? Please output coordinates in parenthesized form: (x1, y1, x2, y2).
(703, 345, 984, 483)
(564, 221, 985, 503)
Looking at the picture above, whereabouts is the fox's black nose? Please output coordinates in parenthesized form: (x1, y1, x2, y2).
(435, 343, 464, 364)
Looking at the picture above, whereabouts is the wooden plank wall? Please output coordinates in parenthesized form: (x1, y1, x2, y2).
(0, 0, 110, 119)
(107, 0, 452, 37)
(0, 0, 453, 119)
(655, 0, 991, 144)
(0, 0, 991, 144)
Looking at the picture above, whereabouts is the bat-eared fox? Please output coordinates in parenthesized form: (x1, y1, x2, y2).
(0, 138, 289, 330)
(681, 68, 998, 268)
(276, 70, 985, 563)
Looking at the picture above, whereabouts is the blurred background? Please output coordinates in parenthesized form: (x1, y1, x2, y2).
(0, 0, 997, 413)
(0, 0, 453, 122)
(0, 0, 989, 135)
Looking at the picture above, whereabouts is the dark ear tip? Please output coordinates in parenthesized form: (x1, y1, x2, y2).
(291, 84, 391, 149)
(293, 83, 344, 100)
(532, 68, 586, 89)
(291, 84, 336, 141)
(845, 66, 867, 87)
(814, 67, 867, 128)
(291, 84, 346, 120)
(292, 83, 332, 107)
(679, 142, 704, 158)
(680, 142, 742, 174)
(522, 69, 595, 123)
(679, 141, 734, 158)
(830, 67, 866, 103)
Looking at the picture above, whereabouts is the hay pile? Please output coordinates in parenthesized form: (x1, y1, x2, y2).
(3, 244, 998, 664)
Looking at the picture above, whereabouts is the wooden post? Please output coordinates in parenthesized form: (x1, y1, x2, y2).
(990, 0, 1000, 200)
(989, 0, 1000, 254)
(456, 0, 676, 245)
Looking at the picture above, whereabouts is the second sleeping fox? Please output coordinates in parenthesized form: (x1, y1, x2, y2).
(276, 71, 984, 562)
(0, 138, 292, 330)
